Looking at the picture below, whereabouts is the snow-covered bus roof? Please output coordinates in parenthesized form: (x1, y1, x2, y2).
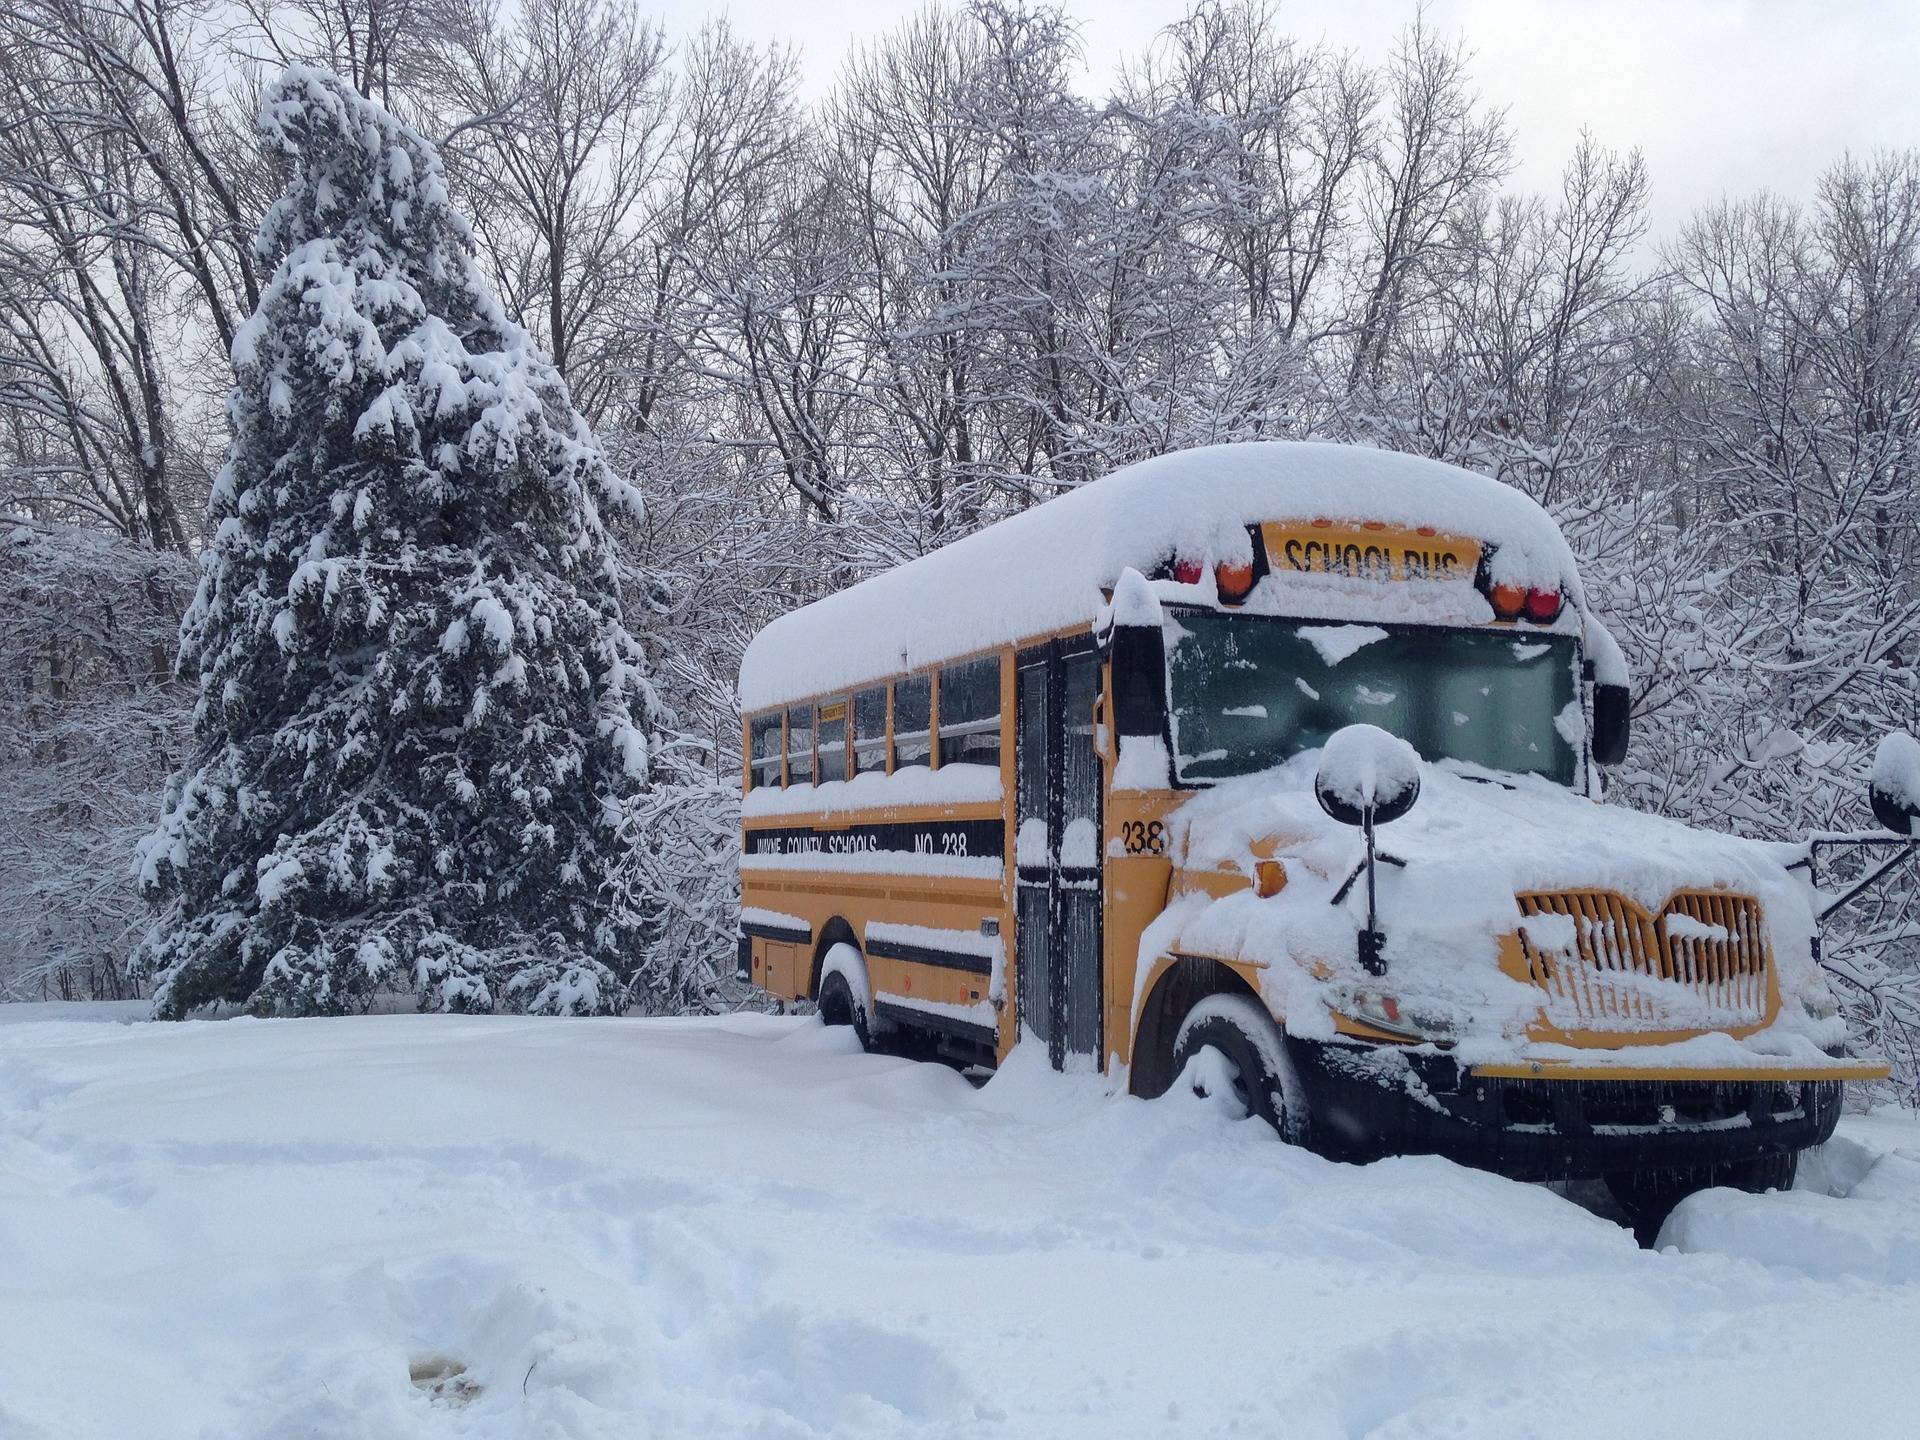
(739, 442, 1585, 709)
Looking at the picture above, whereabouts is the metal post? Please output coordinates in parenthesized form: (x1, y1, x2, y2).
(1358, 805, 1387, 976)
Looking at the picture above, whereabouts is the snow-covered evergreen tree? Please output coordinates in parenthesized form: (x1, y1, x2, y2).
(133, 66, 657, 1019)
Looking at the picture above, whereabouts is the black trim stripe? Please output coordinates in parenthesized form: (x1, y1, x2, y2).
(744, 817, 1004, 863)
(875, 998, 997, 1048)
(740, 919, 811, 946)
(865, 935, 994, 977)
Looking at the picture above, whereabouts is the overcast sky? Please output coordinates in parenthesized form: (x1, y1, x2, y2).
(662, 0, 1920, 239)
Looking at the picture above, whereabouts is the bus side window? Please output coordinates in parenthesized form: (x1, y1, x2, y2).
(853, 686, 888, 774)
(749, 711, 784, 790)
(786, 704, 815, 786)
(938, 655, 1001, 768)
(894, 673, 933, 771)
(816, 698, 849, 784)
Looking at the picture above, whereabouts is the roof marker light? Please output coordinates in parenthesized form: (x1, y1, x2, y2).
(1488, 583, 1527, 620)
(1524, 587, 1563, 623)
(1215, 557, 1256, 602)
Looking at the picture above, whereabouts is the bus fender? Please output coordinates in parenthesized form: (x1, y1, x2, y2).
(818, 940, 875, 1026)
(1129, 953, 1268, 1100)
(808, 918, 859, 999)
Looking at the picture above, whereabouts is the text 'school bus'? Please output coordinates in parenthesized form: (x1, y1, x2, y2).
(736, 441, 1900, 1232)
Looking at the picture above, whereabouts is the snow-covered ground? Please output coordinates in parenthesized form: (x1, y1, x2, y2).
(1, 1010, 1915, 1439)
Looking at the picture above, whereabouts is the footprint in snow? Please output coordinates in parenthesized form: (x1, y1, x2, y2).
(409, 1353, 481, 1407)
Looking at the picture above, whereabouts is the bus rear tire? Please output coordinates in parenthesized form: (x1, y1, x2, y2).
(816, 952, 873, 1052)
(1171, 993, 1305, 1144)
(1605, 1149, 1798, 1245)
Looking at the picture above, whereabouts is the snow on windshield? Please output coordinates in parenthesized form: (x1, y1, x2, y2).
(1168, 612, 1579, 786)
(1299, 623, 1389, 666)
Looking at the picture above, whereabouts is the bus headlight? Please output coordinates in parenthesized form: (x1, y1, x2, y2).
(1340, 988, 1454, 1041)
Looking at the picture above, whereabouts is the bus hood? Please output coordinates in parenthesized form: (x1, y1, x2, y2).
(1152, 754, 1843, 1052)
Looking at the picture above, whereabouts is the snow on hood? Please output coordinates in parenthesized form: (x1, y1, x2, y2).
(1157, 752, 1832, 1049)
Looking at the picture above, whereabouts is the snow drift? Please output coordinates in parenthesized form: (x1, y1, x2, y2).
(0, 1009, 1914, 1440)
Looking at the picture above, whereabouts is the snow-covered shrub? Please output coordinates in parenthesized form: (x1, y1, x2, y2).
(0, 523, 193, 1000)
(612, 723, 741, 1014)
(132, 67, 659, 1019)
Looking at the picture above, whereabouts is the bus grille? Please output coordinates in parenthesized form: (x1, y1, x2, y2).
(1514, 890, 1771, 1032)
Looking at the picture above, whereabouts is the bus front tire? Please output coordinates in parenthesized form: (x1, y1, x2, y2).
(1171, 993, 1306, 1145)
(1605, 1149, 1798, 1245)
(816, 967, 872, 1052)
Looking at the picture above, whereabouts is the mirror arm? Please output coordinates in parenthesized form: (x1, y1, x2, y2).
(1358, 810, 1389, 975)
(1314, 726, 1420, 978)
(1325, 809, 1400, 976)
(1330, 848, 1407, 907)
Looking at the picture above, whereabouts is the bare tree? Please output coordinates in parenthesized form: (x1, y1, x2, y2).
(827, 4, 996, 541)
(233, 0, 431, 106)
(411, 0, 670, 412)
(1346, 12, 1511, 390)
(1131, 0, 1375, 342)
(9, 0, 264, 349)
(0, 29, 204, 548)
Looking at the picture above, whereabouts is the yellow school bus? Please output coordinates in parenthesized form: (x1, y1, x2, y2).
(736, 441, 1893, 1232)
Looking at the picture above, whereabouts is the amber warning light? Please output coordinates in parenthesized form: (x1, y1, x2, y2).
(1476, 552, 1563, 624)
(1164, 551, 1257, 601)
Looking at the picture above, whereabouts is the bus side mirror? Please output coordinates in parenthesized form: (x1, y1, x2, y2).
(1314, 725, 1419, 977)
(1105, 569, 1169, 742)
(1101, 568, 1171, 786)
(1109, 622, 1167, 740)
(1314, 725, 1421, 829)
(1870, 732, 1920, 836)
(1592, 683, 1631, 767)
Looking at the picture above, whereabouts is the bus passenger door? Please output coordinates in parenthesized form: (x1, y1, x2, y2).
(1015, 640, 1104, 1070)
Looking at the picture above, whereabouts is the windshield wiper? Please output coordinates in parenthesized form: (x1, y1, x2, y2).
(1447, 767, 1516, 790)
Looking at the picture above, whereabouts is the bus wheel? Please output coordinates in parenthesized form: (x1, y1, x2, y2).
(816, 963, 872, 1052)
(1171, 993, 1305, 1144)
(1605, 1150, 1798, 1246)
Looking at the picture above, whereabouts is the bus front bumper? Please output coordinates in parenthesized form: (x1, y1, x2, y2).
(1288, 1039, 1860, 1181)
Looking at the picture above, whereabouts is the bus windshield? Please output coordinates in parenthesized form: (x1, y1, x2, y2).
(1165, 611, 1580, 786)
